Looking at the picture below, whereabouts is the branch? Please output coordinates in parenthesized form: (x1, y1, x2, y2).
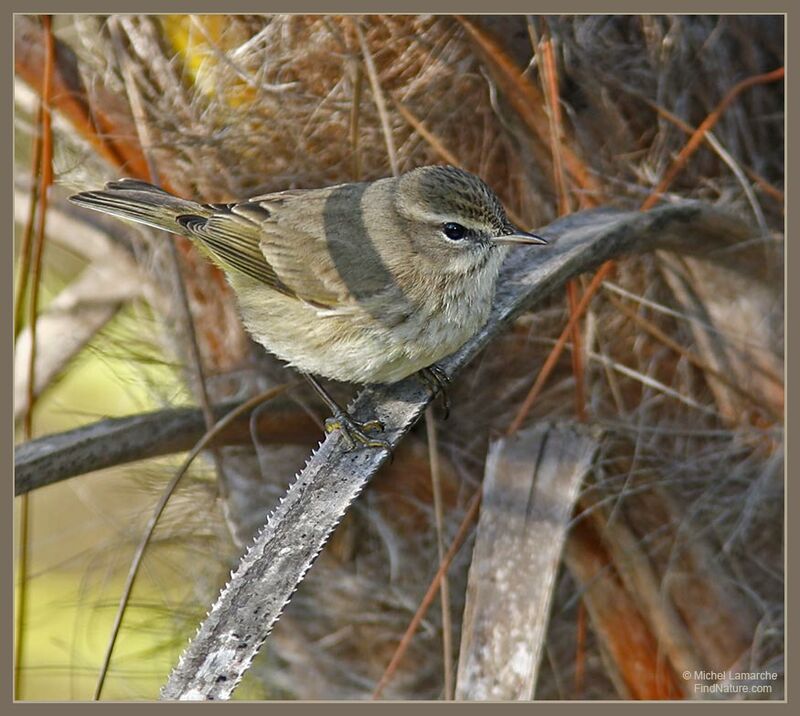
(159, 201, 752, 700)
(14, 397, 317, 496)
(455, 423, 600, 700)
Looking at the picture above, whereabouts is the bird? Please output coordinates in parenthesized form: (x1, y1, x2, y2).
(70, 165, 547, 449)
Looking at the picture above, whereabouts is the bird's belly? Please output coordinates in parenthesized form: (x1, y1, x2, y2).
(233, 280, 489, 385)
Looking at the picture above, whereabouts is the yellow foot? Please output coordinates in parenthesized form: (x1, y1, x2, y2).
(325, 413, 391, 452)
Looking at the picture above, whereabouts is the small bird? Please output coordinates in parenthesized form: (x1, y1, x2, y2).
(70, 165, 547, 448)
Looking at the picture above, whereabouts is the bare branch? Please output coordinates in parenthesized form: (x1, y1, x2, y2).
(14, 395, 316, 496)
(455, 422, 600, 700)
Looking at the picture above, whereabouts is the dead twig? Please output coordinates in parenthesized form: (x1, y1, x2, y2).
(538, 29, 588, 423)
(353, 19, 399, 177)
(641, 66, 784, 212)
(425, 407, 453, 699)
(373, 491, 482, 700)
(13, 100, 42, 340)
(605, 292, 782, 421)
(506, 259, 615, 435)
(14, 389, 311, 496)
(456, 16, 603, 202)
(16, 15, 54, 698)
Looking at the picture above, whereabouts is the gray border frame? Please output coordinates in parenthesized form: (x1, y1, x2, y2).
(6, 3, 792, 713)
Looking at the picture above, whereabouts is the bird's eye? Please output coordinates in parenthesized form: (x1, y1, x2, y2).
(442, 222, 468, 241)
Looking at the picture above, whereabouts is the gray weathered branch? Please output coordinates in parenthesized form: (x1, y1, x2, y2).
(455, 423, 600, 700)
(14, 397, 318, 496)
(159, 202, 752, 700)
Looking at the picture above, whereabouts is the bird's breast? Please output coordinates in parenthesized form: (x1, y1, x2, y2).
(230, 253, 502, 384)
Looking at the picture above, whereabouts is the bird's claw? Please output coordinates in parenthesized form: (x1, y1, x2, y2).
(420, 366, 451, 419)
(325, 413, 391, 453)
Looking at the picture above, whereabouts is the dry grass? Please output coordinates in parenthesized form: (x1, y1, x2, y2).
(14, 14, 784, 700)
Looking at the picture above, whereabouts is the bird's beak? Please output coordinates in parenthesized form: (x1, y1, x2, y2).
(492, 227, 548, 245)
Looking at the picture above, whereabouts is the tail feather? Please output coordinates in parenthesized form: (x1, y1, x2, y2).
(69, 179, 210, 235)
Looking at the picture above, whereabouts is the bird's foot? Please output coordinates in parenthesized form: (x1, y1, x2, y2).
(304, 372, 391, 453)
(420, 365, 451, 419)
(325, 412, 391, 452)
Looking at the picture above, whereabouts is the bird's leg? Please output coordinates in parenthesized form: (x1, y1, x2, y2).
(419, 365, 451, 420)
(303, 373, 390, 451)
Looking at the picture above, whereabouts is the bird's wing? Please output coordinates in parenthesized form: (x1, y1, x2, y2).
(182, 195, 348, 309)
(255, 182, 400, 314)
(177, 208, 286, 290)
(71, 179, 382, 310)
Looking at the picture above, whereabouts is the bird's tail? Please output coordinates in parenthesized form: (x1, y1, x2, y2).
(69, 179, 211, 235)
